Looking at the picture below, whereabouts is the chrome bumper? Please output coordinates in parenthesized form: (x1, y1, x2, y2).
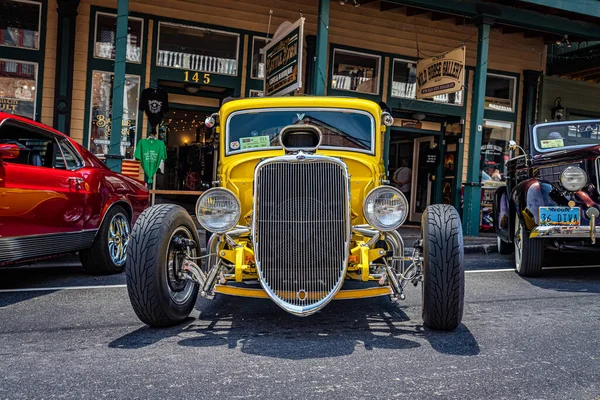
(530, 225, 598, 239)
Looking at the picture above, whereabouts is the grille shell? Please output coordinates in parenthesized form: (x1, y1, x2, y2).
(252, 154, 351, 316)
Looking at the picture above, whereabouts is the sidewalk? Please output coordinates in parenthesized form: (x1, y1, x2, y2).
(398, 226, 498, 255)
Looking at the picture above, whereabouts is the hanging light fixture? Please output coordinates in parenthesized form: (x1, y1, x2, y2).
(551, 97, 565, 121)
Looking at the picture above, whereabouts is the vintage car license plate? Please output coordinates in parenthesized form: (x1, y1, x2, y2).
(539, 206, 580, 226)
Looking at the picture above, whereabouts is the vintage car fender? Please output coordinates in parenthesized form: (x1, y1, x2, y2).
(493, 185, 512, 242)
(510, 178, 559, 233)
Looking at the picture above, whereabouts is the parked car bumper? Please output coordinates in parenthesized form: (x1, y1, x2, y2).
(530, 225, 598, 239)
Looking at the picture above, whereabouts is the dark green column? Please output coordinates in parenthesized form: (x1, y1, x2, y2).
(312, 0, 329, 96)
(521, 70, 541, 151)
(107, 0, 129, 172)
(463, 18, 492, 237)
(53, 0, 80, 134)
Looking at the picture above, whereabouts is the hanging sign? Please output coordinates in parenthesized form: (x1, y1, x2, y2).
(416, 46, 466, 100)
(263, 17, 304, 97)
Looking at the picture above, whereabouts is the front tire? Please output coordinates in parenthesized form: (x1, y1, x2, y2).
(126, 204, 200, 327)
(421, 204, 465, 331)
(514, 213, 543, 277)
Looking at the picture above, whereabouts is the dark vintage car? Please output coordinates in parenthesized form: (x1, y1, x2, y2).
(494, 120, 600, 276)
(0, 113, 149, 273)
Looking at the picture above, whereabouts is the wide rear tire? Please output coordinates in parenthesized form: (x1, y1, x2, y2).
(126, 204, 200, 327)
(421, 204, 465, 331)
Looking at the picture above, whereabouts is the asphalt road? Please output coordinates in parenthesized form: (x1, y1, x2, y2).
(0, 253, 599, 399)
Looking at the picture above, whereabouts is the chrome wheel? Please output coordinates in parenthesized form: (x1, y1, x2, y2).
(166, 227, 196, 305)
(108, 213, 130, 266)
(514, 215, 523, 272)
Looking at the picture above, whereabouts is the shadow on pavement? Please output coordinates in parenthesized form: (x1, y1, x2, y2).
(526, 265, 600, 294)
(109, 296, 480, 359)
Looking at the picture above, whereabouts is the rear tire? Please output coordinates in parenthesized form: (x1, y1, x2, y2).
(497, 236, 513, 254)
(126, 204, 200, 327)
(514, 214, 543, 277)
(80, 205, 130, 275)
(421, 204, 465, 331)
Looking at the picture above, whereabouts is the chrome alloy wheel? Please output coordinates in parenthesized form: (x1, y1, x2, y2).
(108, 213, 130, 266)
(514, 215, 523, 272)
(166, 227, 196, 305)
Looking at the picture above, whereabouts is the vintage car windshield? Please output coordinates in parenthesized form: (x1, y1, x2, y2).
(226, 108, 374, 154)
(533, 121, 600, 153)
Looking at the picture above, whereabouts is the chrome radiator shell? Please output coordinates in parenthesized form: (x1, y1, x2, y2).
(252, 153, 351, 316)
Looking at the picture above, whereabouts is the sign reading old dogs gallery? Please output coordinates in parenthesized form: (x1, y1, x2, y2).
(416, 46, 465, 100)
(263, 18, 304, 97)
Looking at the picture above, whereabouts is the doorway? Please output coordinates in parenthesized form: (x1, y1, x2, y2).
(409, 136, 434, 222)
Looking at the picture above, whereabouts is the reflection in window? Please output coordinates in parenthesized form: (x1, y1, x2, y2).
(0, 0, 41, 50)
(157, 22, 239, 75)
(391, 59, 462, 105)
(485, 74, 516, 112)
(480, 120, 513, 181)
(94, 13, 143, 63)
(331, 49, 380, 95)
(251, 37, 268, 79)
(0, 127, 56, 168)
(0, 59, 37, 119)
(89, 71, 140, 159)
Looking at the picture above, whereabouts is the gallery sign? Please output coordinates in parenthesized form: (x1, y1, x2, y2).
(263, 17, 304, 97)
(416, 46, 465, 100)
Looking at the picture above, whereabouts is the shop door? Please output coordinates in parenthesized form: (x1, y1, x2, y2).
(409, 136, 435, 223)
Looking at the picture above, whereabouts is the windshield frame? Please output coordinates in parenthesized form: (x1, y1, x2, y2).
(224, 107, 376, 156)
(532, 119, 600, 154)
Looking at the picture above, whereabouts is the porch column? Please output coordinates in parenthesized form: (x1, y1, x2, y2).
(463, 18, 492, 237)
(53, 0, 80, 134)
(312, 0, 329, 96)
(107, 0, 129, 172)
(521, 70, 542, 150)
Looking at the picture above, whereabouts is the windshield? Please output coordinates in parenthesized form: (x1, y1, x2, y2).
(226, 108, 375, 154)
(533, 121, 600, 153)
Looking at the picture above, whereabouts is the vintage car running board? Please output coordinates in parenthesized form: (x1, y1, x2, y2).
(213, 285, 393, 300)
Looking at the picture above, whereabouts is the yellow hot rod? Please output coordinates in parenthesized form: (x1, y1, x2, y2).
(125, 97, 465, 331)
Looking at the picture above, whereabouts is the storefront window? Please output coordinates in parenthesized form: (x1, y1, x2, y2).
(0, 0, 41, 50)
(88, 71, 140, 159)
(480, 120, 513, 181)
(331, 49, 380, 95)
(157, 22, 239, 76)
(485, 74, 516, 113)
(0, 59, 37, 119)
(94, 13, 143, 63)
(391, 59, 462, 105)
(251, 37, 268, 79)
(249, 90, 264, 97)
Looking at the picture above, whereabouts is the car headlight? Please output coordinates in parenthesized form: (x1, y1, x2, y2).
(195, 188, 241, 233)
(363, 186, 408, 231)
(560, 166, 587, 192)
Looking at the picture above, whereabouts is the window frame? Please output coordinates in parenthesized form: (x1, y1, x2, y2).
(250, 36, 269, 80)
(156, 21, 241, 77)
(57, 138, 85, 170)
(248, 89, 264, 97)
(0, 57, 39, 120)
(481, 118, 514, 179)
(0, 0, 43, 51)
(485, 73, 517, 113)
(331, 48, 382, 96)
(93, 11, 145, 65)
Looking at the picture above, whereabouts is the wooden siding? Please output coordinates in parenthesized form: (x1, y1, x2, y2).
(70, 1, 92, 144)
(41, 0, 58, 127)
(539, 75, 600, 122)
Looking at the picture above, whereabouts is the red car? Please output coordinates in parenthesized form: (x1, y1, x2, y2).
(0, 113, 149, 274)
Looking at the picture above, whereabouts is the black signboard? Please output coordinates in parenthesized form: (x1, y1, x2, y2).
(263, 18, 304, 97)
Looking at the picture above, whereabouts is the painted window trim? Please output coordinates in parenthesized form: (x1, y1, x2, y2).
(156, 21, 241, 77)
(390, 57, 464, 107)
(86, 70, 142, 158)
(92, 11, 145, 65)
(248, 89, 264, 97)
(0, 57, 39, 120)
(0, 0, 43, 52)
(250, 35, 269, 81)
(485, 73, 518, 114)
(331, 48, 382, 96)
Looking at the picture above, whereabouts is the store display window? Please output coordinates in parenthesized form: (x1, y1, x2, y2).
(157, 22, 239, 76)
(88, 71, 140, 159)
(251, 37, 268, 80)
(331, 49, 380, 95)
(485, 74, 516, 113)
(0, 0, 41, 50)
(391, 59, 462, 105)
(94, 12, 143, 63)
(0, 59, 37, 119)
(480, 120, 513, 181)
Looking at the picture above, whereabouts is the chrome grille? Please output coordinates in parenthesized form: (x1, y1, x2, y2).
(253, 155, 350, 316)
(538, 163, 579, 185)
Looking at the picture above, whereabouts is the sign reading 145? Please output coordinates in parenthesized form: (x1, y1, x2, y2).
(184, 71, 210, 84)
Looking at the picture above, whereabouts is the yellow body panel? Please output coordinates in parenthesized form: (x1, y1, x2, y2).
(214, 285, 392, 300)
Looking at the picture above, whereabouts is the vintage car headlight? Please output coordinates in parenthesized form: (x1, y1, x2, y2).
(363, 186, 408, 231)
(560, 166, 587, 192)
(196, 188, 241, 233)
